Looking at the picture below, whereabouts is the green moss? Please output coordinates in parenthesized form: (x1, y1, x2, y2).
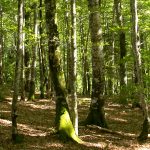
(58, 108, 83, 143)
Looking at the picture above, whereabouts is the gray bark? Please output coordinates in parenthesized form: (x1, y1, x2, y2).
(39, 0, 46, 99)
(20, 5, 25, 101)
(70, 0, 78, 135)
(11, 0, 24, 142)
(85, 0, 107, 128)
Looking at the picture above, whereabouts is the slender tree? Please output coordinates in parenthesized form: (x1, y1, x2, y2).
(0, 5, 3, 84)
(28, 3, 38, 100)
(105, 4, 115, 96)
(70, 0, 78, 135)
(11, 0, 24, 142)
(39, 0, 46, 99)
(24, 8, 31, 93)
(114, 0, 127, 103)
(85, 0, 107, 128)
(44, 0, 82, 143)
(65, 0, 72, 93)
(80, 18, 90, 96)
(130, 0, 149, 142)
(20, 2, 25, 101)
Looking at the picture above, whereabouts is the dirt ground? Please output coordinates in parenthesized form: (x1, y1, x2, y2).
(0, 96, 150, 150)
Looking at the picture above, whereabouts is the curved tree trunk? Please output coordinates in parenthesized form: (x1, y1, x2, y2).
(44, 0, 82, 143)
(85, 0, 107, 128)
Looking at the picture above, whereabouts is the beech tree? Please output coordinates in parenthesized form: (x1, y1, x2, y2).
(44, 0, 82, 143)
(70, 0, 78, 135)
(114, 0, 127, 103)
(11, 0, 24, 142)
(0, 5, 3, 84)
(20, 3, 25, 101)
(28, 3, 38, 100)
(0, 0, 149, 145)
(39, 0, 46, 99)
(85, 0, 107, 128)
(24, 6, 31, 93)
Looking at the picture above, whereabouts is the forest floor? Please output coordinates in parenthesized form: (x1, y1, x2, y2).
(0, 95, 150, 150)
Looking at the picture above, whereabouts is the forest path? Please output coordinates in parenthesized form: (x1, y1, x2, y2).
(0, 96, 150, 149)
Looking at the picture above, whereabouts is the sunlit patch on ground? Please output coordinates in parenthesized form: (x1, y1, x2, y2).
(20, 102, 51, 110)
(108, 116, 128, 123)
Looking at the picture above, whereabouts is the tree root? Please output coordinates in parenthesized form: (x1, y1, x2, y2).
(80, 125, 137, 139)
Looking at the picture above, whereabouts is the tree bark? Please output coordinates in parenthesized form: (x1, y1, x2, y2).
(80, 19, 90, 96)
(64, 0, 72, 94)
(24, 9, 31, 93)
(20, 3, 25, 101)
(70, 0, 78, 135)
(28, 3, 38, 101)
(114, 0, 127, 103)
(44, 0, 82, 143)
(11, 0, 24, 142)
(85, 0, 107, 128)
(0, 5, 3, 85)
(39, 0, 46, 99)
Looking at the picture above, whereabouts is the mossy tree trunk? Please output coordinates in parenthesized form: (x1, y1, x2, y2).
(44, 0, 82, 143)
(85, 0, 107, 128)
(11, 0, 24, 142)
(130, 0, 149, 142)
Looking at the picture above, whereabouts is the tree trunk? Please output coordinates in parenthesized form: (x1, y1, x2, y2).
(11, 0, 24, 142)
(80, 18, 90, 96)
(20, 3, 25, 101)
(44, 0, 82, 143)
(28, 3, 38, 101)
(130, 0, 150, 142)
(85, 0, 107, 128)
(24, 9, 31, 93)
(114, 0, 127, 103)
(64, 0, 72, 94)
(0, 5, 3, 85)
(70, 0, 78, 135)
(39, 0, 45, 99)
(103, 1, 115, 96)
